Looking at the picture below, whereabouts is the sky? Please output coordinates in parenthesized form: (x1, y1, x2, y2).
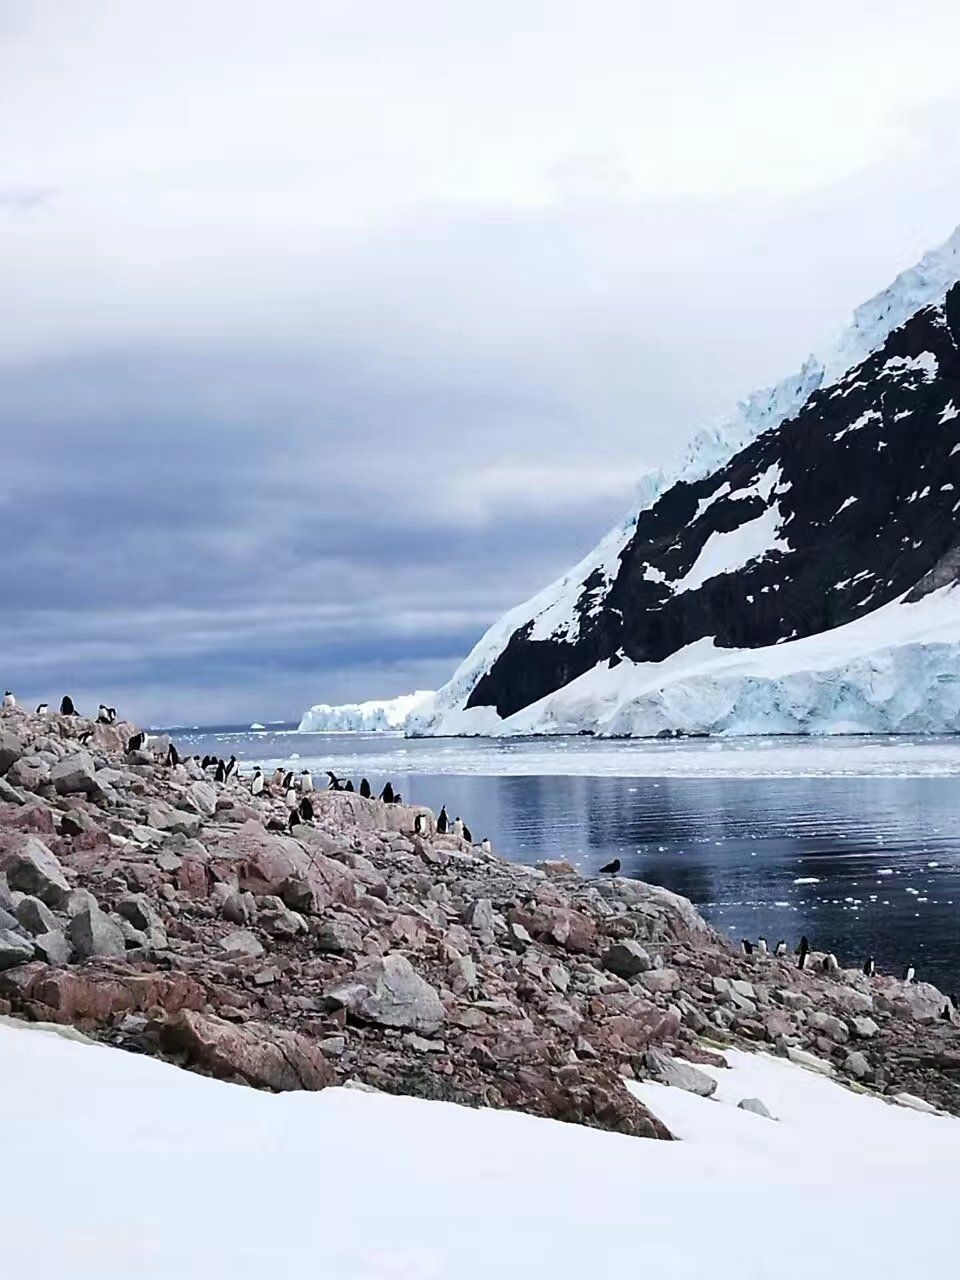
(4, 0, 960, 725)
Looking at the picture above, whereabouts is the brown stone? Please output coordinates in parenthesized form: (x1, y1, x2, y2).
(159, 1009, 336, 1091)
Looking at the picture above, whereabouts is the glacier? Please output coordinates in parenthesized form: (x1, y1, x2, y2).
(414, 222, 960, 739)
(298, 689, 436, 733)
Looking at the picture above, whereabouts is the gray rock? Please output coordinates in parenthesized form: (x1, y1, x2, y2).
(65, 888, 100, 917)
(461, 898, 495, 939)
(317, 1035, 346, 1057)
(844, 1050, 871, 1080)
(640, 967, 681, 995)
(0, 730, 24, 774)
(116, 894, 168, 948)
(186, 780, 217, 817)
(507, 920, 533, 950)
(807, 1010, 849, 1044)
(850, 1016, 879, 1040)
(730, 978, 756, 1000)
(313, 917, 363, 954)
(0, 905, 18, 931)
(15, 895, 59, 936)
(50, 750, 99, 796)
(67, 901, 127, 959)
(257, 895, 306, 938)
(645, 1048, 717, 1097)
(325, 952, 444, 1033)
(738, 1097, 775, 1119)
(0, 836, 71, 907)
(602, 940, 653, 978)
(0, 775, 25, 805)
(219, 928, 265, 959)
(0, 927, 34, 970)
(786, 1046, 835, 1076)
(33, 929, 72, 965)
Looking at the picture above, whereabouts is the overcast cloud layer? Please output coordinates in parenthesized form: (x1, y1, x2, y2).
(4, 1, 960, 725)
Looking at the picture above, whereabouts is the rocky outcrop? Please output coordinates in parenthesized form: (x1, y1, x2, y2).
(0, 700, 958, 1134)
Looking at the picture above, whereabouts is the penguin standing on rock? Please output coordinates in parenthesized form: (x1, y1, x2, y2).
(599, 858, 621, 875)
(480, 837, 492, 854)
(214, 759, 226, 784)
(904, 964, 916, 983)
(380, 782, 395, 804)
(863, 957, 876, 978)
(797, 936, 810, 970)
(36, 703, 49, 715)
(741, 939, 754, 956)
(452, 817, 464, 838)
(359, 778, 371, 799)
(60, 696, 77, 716)
(3, 690, 16, 708)
(299, 796, 314, 822)
(166, 743, 180, 768)
(284, 785, 298, 809)
(463, 822, 472, 843)
(272, 766, 285, 788)
(78, 728, 93, 745)
(345, 780, 355, 792)
(326, 771, 343, 791)
(414, 813, 426, 835)
(823, 953, 840, 974)
(774, 940, 787, 957)
(392, 792, 402, 804)
(757, 937, 768, 955)
(97, 704, 111, 724)
(127, 731, 146, 753)
(225, 755, 238, 780)
(282, 771, 294, 790)
(436, 806, 448, 834)
(299, 769, 314, 794)
(251, 768, 264, 796)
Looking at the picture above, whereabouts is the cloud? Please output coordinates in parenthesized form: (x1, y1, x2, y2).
(3, 3, 960, 721)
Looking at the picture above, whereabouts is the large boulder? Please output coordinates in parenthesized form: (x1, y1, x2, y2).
(186, 780, 217, 817)
(602, 940, 653, 978)
(0, 730, 23, 775)
(593, 877, 719, 946)
(50, 750, 99, 796)
(229, 820, 356, 910)
(116, 894, 168, 949)
(159, 1010, 335, 1091)
(645, 1048, 718, 1097)
(0, 963, 204, 1025)
(67, 902, 127, 959)
(0, 836, 71, 907)
(14, 895, 59, 936)
(325, 953, 444, 1033)
(0, 928, 33, 970)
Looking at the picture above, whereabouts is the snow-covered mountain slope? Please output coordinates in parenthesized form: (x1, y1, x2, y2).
(416, 224, 960, 738)
(299, 689, 435, 732)
(4, 1020, 958, 1280)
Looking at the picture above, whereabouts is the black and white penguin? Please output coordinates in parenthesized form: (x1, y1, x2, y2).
(282, 770, 294, 790)
(60, 695, 77, 716)
(214, 760, 226, 784)
(127, 731, 146, 753)
(326, 770, 343, 791)
(436, 805, 448, 834)
(463, 823, 473, 843)
(299, 769, 313, 794)
(741, 939, 754, 956)
(97, 704, 111, 724)
(414, 813, 426, 835)
(251, 768, 264, 796)
(299, 796, 314, 822)
(359, 778, 371, 799)
(797, 936, 809, 970)
(287, 809, 298, 831)
(107, 706, 117, 723)
(166, 743, 180, 768)
(452, 817, 464, 838)
(863, 957, 876, 977)
(823, 953, 840, 974)
(272, 766, 285, 788)
(2, 690, 16, 709)
(225, 755, 237, 780)
(392, 792, 402, 804)
(598, 858, 621, 874)
(480, 837, 492, 854)
(77, 729, 93, 746)
(942, 1003, 953, 1021)
(36, 703, 49, 715)
(757, 937, 768, 955)
(904, 964, 916, 983)
(774, 940, 787, 957)
(284, 786, 298, 810)
(345, 779, 355, 793)
(380, 781, 395, 804)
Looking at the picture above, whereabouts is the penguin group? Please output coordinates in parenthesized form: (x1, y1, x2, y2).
(738, 933, 923, 987)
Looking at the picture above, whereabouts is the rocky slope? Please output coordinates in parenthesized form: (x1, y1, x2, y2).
(1, 704, 958, 1127)
(417, 226, 960, 736)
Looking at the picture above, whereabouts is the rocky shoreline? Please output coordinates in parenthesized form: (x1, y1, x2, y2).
(1, 703, 958, 1132)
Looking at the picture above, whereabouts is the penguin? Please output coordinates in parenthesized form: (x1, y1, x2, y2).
(299, 769, 313, 794)
(326, 771, 343, 791)
(2, 691, 15, 708)
(823, 953, 840, 974)
(97, 704, 112, 724)
(282, 770, 294, 790)
(863, 957, 876, 978)
(251, 768, 264, 796)
(774, 940, 787, 957)
(757, 937, 768, 954)
(942, 1003, 953, 1022)
(284, 786, 298, 809)
(462, 823, 472, 843)
(392, 792, 402, 804)
(36, 703, 49, 715)
(272, 766, 285, 788)
(345, 780, 355, 793)
(359, 777, 371, 799)
(60, 695, 77, 716)
(452, 817, 464, 838)
(797, 936, 809, 970)
(225, 755, 238, 779)
(380, 781, 395, 804)
(414, 813, 426, 835)
(166, 743, 180, 768)
(480, 837, 492, 854)
(288, 809, 301, 831)
(127, 731, 146, 753)
(598, 858, 621, 874)
(77, 729, 93, 746)
(904, 964, 916, 984)
(741, 939, 754, 956)
(436, 805, 448, 834)
(214, 760, 226, 784)
(107, 706, 117, 723)
(299, 796, 314, 822)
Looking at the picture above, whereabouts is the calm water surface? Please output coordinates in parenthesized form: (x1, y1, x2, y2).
(167, 726, 960, 993)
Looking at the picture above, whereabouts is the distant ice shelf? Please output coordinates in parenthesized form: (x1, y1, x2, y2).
(298, 690, 436, 733)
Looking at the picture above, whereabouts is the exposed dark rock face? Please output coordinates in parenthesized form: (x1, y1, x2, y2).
(468, 288, 960, 720)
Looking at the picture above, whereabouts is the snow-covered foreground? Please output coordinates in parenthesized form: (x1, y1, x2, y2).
(299, 689, 435, 733)
(420, 587, 960, 738)
(3, 1020, 956, 1279)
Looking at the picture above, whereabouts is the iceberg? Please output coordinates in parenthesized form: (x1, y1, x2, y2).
(298, 689, 436, 733)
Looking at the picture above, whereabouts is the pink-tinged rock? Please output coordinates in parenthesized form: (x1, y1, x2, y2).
(8, 804, 56, 835)
(228, 820, 356, 910)
(160, 1009, 335, 1091)
(0, 963, 205, 1025)
(0, 835, 72, 907)
(597, 1005, 681, 1051)
(176, 856, 210, 898)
